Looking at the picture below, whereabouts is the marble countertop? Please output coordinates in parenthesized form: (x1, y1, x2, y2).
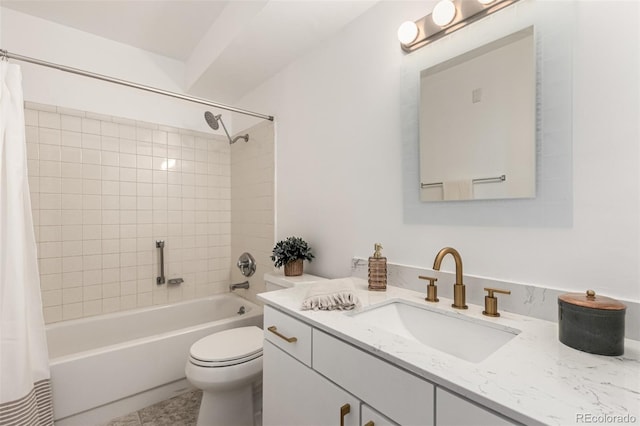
(257, 278, 640, 426)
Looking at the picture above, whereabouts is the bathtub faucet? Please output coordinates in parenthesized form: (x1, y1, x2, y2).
(230, 281, 250, 291)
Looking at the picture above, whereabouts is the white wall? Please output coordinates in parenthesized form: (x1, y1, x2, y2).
(230, 120, 275, 304)
(238, 0, 640, 302)
(0, 7, 233, 133)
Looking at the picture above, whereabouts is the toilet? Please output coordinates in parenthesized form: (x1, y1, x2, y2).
(185, 326, 263, 426)
(186, 272, 326, 426)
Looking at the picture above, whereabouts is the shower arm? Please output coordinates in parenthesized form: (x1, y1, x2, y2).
(218, 116, 249, 144)
(217, 116, 233, 141)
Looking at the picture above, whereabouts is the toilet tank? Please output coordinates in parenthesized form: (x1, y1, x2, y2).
(264, 271, 327, 291)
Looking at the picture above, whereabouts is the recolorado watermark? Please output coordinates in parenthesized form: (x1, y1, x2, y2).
(576, 413, 637, 424)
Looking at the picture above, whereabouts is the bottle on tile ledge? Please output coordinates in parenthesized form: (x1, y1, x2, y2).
(368, 243, 387, 291)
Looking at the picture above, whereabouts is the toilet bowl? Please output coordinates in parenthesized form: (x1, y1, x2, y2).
(185, 326, 263, 426)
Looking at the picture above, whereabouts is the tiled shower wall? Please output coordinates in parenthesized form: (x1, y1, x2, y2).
(230, 120, 275, 304)
(25, 102, 232, 323)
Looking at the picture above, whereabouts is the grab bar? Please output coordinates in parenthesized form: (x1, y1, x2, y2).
(420, 174, 506, 189)
(156, 240, 165, 284)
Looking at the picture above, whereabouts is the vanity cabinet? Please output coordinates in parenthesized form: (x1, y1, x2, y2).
(313, 329, 433, 425)
(263, 341, 359, 426)
(263, 305, 517, 426)
(436, 388, 516, 426)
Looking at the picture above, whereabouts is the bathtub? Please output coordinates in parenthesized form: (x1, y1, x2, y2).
(46, 294, 263, 425)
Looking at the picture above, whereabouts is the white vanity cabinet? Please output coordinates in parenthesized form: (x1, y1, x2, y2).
(263, 305, 517, 426)
(313, 329, 433, 425)
(436, 388, 516, 426)
(263, 341, 359, 426)
(263, 306, 429, 426)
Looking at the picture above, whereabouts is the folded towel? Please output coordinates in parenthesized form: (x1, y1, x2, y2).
(301, 278, 359, 311)
(443, 180, 473, 200)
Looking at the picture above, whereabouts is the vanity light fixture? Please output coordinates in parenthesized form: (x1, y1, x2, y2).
(398, 0, 519, 52)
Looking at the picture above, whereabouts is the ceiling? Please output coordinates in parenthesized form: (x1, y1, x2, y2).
(1, 0, 378, 103)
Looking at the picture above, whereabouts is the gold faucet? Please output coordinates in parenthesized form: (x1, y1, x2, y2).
(432, 247, 468, 309)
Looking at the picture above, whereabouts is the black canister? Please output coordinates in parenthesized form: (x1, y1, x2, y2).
(558, 290, 626, 356)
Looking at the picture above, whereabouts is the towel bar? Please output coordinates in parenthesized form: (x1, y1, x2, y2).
(420, 174, 506, 189)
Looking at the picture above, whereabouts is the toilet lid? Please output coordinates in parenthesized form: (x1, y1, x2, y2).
(190, 326, 263, 364)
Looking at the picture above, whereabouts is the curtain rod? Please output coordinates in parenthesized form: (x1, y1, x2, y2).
(0, 49, 274, 122)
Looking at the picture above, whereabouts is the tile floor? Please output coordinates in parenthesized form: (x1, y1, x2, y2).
(106, 390, 202, 426)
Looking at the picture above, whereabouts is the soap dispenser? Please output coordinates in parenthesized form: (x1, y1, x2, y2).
(368, 243, 387, 291)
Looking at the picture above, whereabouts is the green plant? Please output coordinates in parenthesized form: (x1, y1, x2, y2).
(271, 236, 315, 268)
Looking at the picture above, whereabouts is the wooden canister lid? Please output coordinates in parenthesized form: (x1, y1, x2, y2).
(558, 290, 626, 311)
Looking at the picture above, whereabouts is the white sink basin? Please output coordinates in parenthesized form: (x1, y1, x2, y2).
(351, 300, 520, 363)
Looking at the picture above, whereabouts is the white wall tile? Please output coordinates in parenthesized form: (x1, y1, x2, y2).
(43, 306, 63, 323)
(39, 128, 61, 146)
(25, 109, 39, 126)
(62, 271, 83, 288)
(82, 133, 101, 150)
(82, 118, 101, 135)
(102, 136, 120, 152)
(63, 241, 83, 257)
(29, 103, 238, 323)
(101, 122, 119, 137)
(83, 300, 102, 317)
(62, 303, 83, 320)
(61, 225, 82, 241)
(119, 124, 136, 140)
(82, 149, 101, 165)
(60, 131, 82, 148)
(83, 270, 102, 286)
(61, 115, 82, 132)
(61, 208, 83, 225)
(63, 287, 83, 304)
(39, 225, 62, 242)
(41, 273, 62, 291)
(120, 139, 137, 154)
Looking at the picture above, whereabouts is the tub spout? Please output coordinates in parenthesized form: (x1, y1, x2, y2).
(230, 281, 250, 291)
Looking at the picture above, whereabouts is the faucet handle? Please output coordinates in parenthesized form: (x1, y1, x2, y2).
(483, 287, 511, 317)
(419, 275, 439, 302)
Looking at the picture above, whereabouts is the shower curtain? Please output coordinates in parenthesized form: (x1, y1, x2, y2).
(0, 62, 53, 425)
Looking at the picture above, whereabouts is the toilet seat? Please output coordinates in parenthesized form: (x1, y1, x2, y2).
(189, 326, 263, 368)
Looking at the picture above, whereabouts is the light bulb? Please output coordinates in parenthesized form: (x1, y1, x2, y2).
(432, 0, 456, 27)
(397, 21, 419, 45)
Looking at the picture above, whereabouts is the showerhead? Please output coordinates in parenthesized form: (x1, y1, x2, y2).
(203, 111, 250, 144)
(204, 111, 220, 130)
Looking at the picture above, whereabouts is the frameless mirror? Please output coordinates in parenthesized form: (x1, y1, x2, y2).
(419, 26, 535, 202)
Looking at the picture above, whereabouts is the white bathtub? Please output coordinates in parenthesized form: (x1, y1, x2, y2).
(46, 294, 263, 425)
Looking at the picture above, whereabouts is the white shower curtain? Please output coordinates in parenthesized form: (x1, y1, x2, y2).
(0, 62, 53, 425)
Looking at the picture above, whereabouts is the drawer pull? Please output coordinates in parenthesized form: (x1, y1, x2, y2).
(364, 422, 375, 426)
(268, 326, 298, 343)
(340, 403, 351, 426)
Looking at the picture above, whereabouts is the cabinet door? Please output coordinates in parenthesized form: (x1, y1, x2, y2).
(313, 330, 434, 426)
(264, 306, 312, 366)
(436, 388, 516, 426)
(263, 340, 359, 426)
(361, 405, 398, 426)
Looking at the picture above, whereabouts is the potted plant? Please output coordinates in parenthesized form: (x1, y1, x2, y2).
(271, 236, 315, 276)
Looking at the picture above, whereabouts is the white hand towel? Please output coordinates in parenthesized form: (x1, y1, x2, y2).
(443, 180, 473, 200)
(301, 278, 360, 311)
